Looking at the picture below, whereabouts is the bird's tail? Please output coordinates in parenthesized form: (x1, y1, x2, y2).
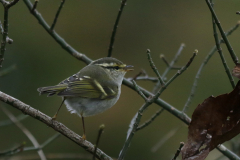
(37, 84, 67, 97)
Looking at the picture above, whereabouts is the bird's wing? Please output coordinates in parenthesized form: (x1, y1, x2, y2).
(57, 76, 118, 99)
(37, 83, 68, 96)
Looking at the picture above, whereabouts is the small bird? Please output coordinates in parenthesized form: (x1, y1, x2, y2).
(37, 57, 133, 140)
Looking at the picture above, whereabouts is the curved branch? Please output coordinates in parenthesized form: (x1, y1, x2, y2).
(21, 0, 240, 159)
(0, 91, 112, 160)
(1, 107, 46, 160)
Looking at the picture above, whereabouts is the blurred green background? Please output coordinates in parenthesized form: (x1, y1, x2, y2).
(0, 0, 240, 159)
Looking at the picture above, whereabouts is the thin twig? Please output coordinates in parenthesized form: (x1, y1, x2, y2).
(152, 43, 185, 93)
(0, 133, 60, 155)
(0, 64, 16, 77)
(132, 80, 147, 101)
(0, 6, 9, 68)
(172, 142, 184, 160)
(7, 0, 21, 8)
(210, 0, 235, 88)
(0, 0, 20, 68)
(93, 124, 105, 160)
(151, 126, 181, 152)
(162, 43, 185, 78)
(160, 54, 170, 67)
(50, 0, 65, 31)
(118, 50, 197, 160)
(21, 1, 238, 158)
(31, 0, 38, 13)
(0, 114, 28, 127)
(182, 21, 240, 113)
(136, 108, 164, 131)
(0, 20, 13, 44)
(217, 145, 240, 160)
(1, 106, 47, 160)
(206, 0, 239, 64)
(0, 142, 25, 156)
(107, 0, 127, 57)
(0, 20, 3, 34)
(128, 76, 158, 82)
(24, 133, 61, 152)
(131, 69, 147, 81)
(1, 107, 46, 160)
(147, 49, 165, 87)
(23, 0, 92, 65)
(160, 54, 182, 70)
(7, 153, 92, 160)
(0, 92, 112, 160)
(24, 0, 188, 125)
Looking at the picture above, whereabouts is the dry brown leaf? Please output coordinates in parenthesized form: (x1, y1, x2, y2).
(181, 81, 240, 160)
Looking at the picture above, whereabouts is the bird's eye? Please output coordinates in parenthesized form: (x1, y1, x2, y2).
(115, 66, 119, 70)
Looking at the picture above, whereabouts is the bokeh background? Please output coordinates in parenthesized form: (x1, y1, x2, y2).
(1, 0, 240, 159)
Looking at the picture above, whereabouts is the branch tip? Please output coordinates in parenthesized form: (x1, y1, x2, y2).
(181, 43, 186, 47)
(194, 49, 198, 55)
(31, 0, 38, 13)
(6, 37, 13, 44)
(99, 124, 105, 130)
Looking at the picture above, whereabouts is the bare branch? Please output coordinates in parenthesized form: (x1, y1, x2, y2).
(132, 80, 147, 101)
(160, 54, 182, 70)
(1, 106, 47, 160)
(31, 0, 39, 13)
(0, 0, 20, 68)
(107, 0, 127, 57)
(217, 145, 240, 160)
(24, 133, 61, 152)
(147, 49, 165, 87)
(118, 50, 197, 160)
(128, 76, 158, 82)
(136, 108, 164, 131)
(153, 43, 185, 93)
(206, 0, 239, 64)
(7, 153, 92, 160)
(50, 0, 66, 31)
(21, 1, 238, 159)
(0, 142, 25, 156)
(0, 114, 28, 127)
(131, 69, 147, 81)
(0, 92, 112, 160)
(172, 142, 184, 160)
(182, 21, 240, 113)
(0, 64, 16, 77)
(93, 124, 105, 160)
(151, 126, 181, 152)
(210, 0, 235, 88)
(23, 0, 92, 65)
(7, 0, 20, 8)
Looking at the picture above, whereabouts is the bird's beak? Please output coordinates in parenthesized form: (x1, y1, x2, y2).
(123, 65, 134, 71)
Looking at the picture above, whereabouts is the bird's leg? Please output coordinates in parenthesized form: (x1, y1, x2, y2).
(52, 98, 65, 120)
(81, 116, 86, 140)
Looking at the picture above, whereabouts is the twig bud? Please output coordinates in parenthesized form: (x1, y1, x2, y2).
(160, 54, 164, 58)
(6, 37, 13, 44)
(99, 124, 105, 130)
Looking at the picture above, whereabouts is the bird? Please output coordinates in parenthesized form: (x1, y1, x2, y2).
(37, 57, 133, 140)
